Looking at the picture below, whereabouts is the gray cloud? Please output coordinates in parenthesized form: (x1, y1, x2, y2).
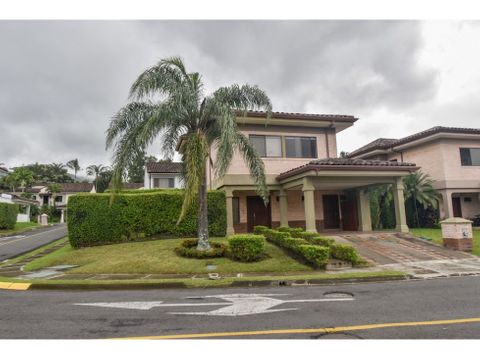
(0, 20, 439, 174)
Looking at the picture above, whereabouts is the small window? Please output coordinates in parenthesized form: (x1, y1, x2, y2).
(153, 178, 175, 188)
(249, 135, 282, 157)
(285, 136, 317, 158)
(460, 148, 480, 166)
(54, 196, 63, 203)
(232, 197, 240, 225)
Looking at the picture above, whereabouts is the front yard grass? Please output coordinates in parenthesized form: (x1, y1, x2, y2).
(0, 222, 40, 236)
(410, 228, 480, 256)
(24, 237, 315, 275)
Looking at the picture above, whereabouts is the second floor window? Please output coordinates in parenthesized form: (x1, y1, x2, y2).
(249, 135, 282, 157)
(285, 136, 317, 158)
(460, 148, 480, 166)
(54, 196, 63, 203)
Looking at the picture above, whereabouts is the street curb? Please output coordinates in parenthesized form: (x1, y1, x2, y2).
(0, 274, 410, 291)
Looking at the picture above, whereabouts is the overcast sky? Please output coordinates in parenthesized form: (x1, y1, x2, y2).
(1, 20, 479, 177)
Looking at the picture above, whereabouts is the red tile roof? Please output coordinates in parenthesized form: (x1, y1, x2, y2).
(277, 158, 418, 180)
(238, 110, 357, 122)
(349, 126, 480, 158)
(146, 162, 183, 174)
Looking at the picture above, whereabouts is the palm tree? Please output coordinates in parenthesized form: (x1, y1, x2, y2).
(86, 164, 109, 190)
(106, 56, 272, 251)
(403, 171, 440, 227)
(66, 159, 81, 181)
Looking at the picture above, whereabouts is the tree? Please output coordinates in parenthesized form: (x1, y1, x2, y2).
(339, 151, 350, 158)
(86, 164, 109, 190)
(47, 183, 62, 209)
(1, 167, 34, 192)
(126, 149, 147, 183)
(96, 169, 113, 193)
(106, 56, 272, 251)
(66, 159, 81, 181)
(403, 171, 440, 228)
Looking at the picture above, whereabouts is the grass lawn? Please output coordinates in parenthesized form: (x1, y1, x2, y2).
(24, 237, 316, 275)
(0, 222, 40, 236)
(410, 228, 480, 256)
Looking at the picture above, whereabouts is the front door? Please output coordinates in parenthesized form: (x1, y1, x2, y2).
(247, 196, 271, 232)
(341, 196, 358, 231)
(452, 197, 462, 217)
(323, 195, 340, 229)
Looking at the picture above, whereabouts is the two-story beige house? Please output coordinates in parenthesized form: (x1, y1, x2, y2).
(349, 126, 480, 220)
(180, 111, 418, 235)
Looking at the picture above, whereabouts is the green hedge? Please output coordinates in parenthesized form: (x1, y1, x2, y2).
(298, 245, 330, 268)
(174, 239, 226, 258)
(309, 236, 335, 247)
(0, 203, 18, 230)
(67, 190, 226, 248)
(228, 234, 265, 262)
(330, 243, 359, 264)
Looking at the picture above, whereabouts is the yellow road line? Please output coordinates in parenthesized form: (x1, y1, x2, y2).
(0, 281, 31, 291)
(114, 316, 480, 339)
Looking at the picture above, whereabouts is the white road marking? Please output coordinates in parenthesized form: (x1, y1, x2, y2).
(74, 293, 355, 316)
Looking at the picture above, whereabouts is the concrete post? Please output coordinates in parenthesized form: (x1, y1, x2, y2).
(302, 178, 317, 232)
(392, 177, 409, 233)
(278, 189, 288, 227)
(440, 190, 454, 219)
(356, 189, 372, 231)
(225, 188, 235, 236)
(26, 205, 31, 222)
(60, 209, 65, 224)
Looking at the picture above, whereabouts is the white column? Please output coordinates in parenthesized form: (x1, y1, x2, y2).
(393, 177, 409, 233)
(302, 178, 317, 232)
(278, 189, 288, 227)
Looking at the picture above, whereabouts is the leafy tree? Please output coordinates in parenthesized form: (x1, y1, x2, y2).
(339, 151, 350, 158)
(66, 159, 81, 181)
(86, 164, 109, 191)
(96, 169, 113, 193)
(47, 183, 62, 209)
(14, 163, 73, 183)
(126, 149, 147, 183)
(106, 56, 272, 250)
(403, 171, 440, 227)
(1, 167, 34, 192)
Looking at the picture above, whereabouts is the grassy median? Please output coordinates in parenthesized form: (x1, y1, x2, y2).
(410, 228, 480, 256)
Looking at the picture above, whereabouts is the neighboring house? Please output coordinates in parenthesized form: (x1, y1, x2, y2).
(177, 111, 417, 235)
(23, 183, 96, 207)
(144, 162, 183, 189)
(0, 166, 8, 178)
(349, 126, 480, 220)
(0, 193, 39, 223)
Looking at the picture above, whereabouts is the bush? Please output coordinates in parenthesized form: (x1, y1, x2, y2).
(0, 203, 18, 230)
(228, 234, 265, 262)
(276, 226, 291, 233)
(297, 231, 320, 241)
(275, 226, 304, 237)
(67, 190, 226, 248)
(253, 225, 269, 235)
(298, 245, 330, 268)
(330, 243, 359, 264)
(283, 237, 309, 251)
(309, 236, 335, 247)
(174, 239, 226, 259)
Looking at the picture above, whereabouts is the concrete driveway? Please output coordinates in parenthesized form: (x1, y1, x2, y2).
(331, 232, 480, 279)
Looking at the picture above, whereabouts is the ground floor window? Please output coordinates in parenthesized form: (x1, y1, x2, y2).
(153, 177, 175, 188)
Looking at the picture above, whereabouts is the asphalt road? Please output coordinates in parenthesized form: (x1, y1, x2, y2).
(0, 224, 67, 261)
(2, 276, 480, 339)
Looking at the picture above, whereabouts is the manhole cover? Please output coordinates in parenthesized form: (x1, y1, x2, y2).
(323, 291, 354, 299)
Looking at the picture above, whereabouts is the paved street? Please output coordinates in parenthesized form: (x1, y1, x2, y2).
(0, 224, 67, 261)
(1, 276, 480, 339)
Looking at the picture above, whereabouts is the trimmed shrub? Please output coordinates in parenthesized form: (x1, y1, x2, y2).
(253, 225, 269, 235)
(67, 190, 226, 248)
(298, 245, 330, 268)
(276, 226, 291, 233)
(283, 237, 309, 251)
(330, 243, 359, 264)
(297, 231, 320, 241)
(228, 234, 265, 262)
(309, 236, 335, 247)
(174, 239, 226, 258)
(0, 203, 18, 230)
(275, 226, 304, 237)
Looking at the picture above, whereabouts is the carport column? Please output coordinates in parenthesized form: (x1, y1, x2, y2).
(225, 188, 235, 236)
(278, 189, 288, 227)
(302, 178, 317, 232)
(393, 177, 409, 233)
(356, 189, 372, 231)
(440, 189, 454, 218)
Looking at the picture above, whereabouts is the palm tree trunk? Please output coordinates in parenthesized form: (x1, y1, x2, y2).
(414, 194, 420, 228)
(197, 178, 210, 251)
